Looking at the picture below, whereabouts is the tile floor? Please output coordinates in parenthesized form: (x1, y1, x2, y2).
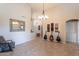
(0, 38, 79, 56)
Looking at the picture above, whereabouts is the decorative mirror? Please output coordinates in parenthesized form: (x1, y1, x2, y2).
(10, 19, 25, 32)
(51, 23, 54, 31)
(38, 25, 40, 30)
(55, 23, 58, 32)
(47, 24, 50, 32)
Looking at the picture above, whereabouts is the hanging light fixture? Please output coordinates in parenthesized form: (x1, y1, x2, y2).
(38, 3, 49, 20)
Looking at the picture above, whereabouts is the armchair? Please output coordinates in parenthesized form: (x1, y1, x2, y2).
(0, 36, 15, 52)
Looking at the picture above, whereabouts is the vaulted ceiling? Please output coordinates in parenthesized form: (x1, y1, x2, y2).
(28, 3, 79, 12)
(28, 3, 79, 20)
(28, 3, 60, 12)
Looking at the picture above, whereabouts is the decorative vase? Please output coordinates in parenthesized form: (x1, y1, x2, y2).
(56, 31, 61, 42)
(49, 34, 54, 41)
(44, 34, 47, 40)
(44, 31, 47, 40)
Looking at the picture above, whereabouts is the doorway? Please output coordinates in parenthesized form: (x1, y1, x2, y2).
(66, 19, 79, 44)
(33, 19, 43, 37)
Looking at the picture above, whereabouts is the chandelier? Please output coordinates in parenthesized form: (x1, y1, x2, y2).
(38, 3, 48, 20)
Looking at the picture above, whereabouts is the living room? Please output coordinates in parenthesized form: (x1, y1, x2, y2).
(0, 3, 79, 56)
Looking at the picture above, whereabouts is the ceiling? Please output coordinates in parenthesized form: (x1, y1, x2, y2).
(28, 3, 60, 11)
(28, 3, 79, 20)
(28, 3, 79, 12)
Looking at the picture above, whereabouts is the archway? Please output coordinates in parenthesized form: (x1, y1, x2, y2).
(66, 19, 79, 44)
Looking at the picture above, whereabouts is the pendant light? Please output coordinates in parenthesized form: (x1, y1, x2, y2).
(38, 3, 48, 20)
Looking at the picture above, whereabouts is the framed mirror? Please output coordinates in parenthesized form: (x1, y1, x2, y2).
(10, 19, 25, 32)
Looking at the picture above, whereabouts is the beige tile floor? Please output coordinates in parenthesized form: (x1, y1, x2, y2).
(0, 37, 79, 56)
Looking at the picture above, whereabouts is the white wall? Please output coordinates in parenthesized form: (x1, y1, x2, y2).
(0, 3, 34, 45)
(32, 3, 79, 43)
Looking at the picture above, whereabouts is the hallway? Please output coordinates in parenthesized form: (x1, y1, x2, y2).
(0, 38, 79, 56)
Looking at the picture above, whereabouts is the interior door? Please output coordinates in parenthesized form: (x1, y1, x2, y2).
(77, 22, 79, 44)
(66, 21, 77, 43)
